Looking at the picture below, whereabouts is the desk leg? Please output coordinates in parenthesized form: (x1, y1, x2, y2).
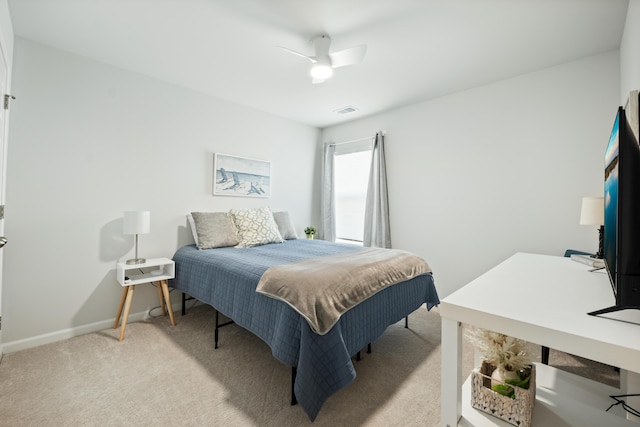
(441, 317, 462, 427)
(114, 287, 128, 329)
(621, 369, 640, 422)
(160, 280, 176, 327)
(118, 285, 135, 342)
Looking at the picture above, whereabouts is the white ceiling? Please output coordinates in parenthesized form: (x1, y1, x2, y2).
(7, 0, 629, 128)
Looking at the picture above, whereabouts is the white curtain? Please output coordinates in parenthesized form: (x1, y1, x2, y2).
(363, 132, 391, 248)
(321, 142, 336, 242)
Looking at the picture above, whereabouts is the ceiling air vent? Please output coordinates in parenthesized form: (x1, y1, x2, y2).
(334, 105, 359, 115)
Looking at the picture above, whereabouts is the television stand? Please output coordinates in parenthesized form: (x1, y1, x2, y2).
(441, 252, 640, 426)
(588, 305, 640, 317)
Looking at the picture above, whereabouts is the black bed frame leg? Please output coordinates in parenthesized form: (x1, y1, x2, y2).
(356, 343, 372, 361)
(291, 367, 297, 405)
(210, 310, 233, 350)
(405, 316, 409, 328)
(182, 292, 187, 316)
(215, 310, 220, 349)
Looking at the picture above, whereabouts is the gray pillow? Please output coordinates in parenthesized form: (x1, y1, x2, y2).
(190, 212, 240, 249)
(272, 211, 298, 240)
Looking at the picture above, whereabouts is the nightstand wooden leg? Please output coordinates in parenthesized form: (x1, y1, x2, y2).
(114, 286, 128, 329)
(119, 285, 135, 341)
(156, 282, 166, 316)
(160, 280, 176, 326)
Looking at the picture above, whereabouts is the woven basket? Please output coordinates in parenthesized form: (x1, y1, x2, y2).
(470, 361, 536, 427)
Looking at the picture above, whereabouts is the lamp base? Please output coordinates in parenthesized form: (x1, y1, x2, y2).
(126, 258, 146, 265)
(591, 225, 604, 259)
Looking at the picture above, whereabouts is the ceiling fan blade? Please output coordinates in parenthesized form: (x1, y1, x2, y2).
(278, 46, 316, 63)
(329, 44, 367, 68)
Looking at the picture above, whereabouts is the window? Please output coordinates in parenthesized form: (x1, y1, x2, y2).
(334, 147, 372, 244)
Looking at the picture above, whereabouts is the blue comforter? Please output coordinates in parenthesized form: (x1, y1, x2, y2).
(171, 239, 439, 420)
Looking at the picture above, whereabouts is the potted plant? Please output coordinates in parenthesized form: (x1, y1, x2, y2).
(469, 328, 532, 397)
(304, 226, 316, 239)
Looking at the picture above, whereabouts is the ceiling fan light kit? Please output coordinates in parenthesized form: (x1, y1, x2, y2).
(310, 63, 333, 80)
(280, 34, 367, 84)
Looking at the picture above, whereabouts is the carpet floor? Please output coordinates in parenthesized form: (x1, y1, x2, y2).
(0, 304, 618, 426)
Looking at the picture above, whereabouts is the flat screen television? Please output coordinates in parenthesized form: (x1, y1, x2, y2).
(590, 92, 640, 316)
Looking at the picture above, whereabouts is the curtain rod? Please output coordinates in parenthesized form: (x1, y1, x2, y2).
(329, 130, 386, 147)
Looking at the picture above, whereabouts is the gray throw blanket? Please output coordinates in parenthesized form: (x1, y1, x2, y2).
(256, 247, 432, 335)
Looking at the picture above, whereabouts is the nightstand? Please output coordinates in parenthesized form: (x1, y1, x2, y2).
(113, 257, 176, 341)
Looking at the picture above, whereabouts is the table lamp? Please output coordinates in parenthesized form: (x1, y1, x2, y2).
(579, 196, 604, 259)
(123, 211, 150, 265)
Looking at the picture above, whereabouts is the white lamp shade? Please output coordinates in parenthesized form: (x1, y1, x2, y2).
(123, 211, 150, 235)
(579, 197, 604, 226)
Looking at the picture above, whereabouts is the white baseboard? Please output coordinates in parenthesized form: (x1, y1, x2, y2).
(0, 302, 184, 354)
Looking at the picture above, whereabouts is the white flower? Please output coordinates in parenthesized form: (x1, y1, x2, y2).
(468, 328, 531, 371)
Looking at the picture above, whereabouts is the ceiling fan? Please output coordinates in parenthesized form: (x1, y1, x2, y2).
(280, 35, 367, 84)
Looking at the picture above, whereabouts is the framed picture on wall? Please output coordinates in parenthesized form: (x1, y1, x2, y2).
(213, 153, 271, 198)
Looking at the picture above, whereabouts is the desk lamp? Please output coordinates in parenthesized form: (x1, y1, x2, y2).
(124, 211, 150, 265)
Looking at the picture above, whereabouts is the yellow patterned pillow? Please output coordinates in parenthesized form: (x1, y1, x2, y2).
(229, 207, 284, 248)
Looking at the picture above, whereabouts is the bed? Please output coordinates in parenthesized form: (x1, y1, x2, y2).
(171, 237, 439, 421)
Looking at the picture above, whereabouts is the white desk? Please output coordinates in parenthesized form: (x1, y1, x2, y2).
(440, 252, 640, 426)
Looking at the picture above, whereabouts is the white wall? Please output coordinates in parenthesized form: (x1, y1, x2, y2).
(1, 38, 320, 350)
(621, 0, 640, 100)
(321, 51, 620, 298)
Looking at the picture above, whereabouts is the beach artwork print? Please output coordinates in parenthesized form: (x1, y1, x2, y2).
(213, 153, 271, 198)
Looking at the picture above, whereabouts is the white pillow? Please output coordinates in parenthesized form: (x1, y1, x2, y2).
(190, 212, 240, 249)
(229, 207, 284, 248)
(187, 214, 199, 245)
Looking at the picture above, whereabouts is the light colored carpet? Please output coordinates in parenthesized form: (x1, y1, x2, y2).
(0, 304, 618, 426)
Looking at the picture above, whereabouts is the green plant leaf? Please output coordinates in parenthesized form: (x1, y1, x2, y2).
(491, 384, 515, 398)
(505, 375, 530, 390)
